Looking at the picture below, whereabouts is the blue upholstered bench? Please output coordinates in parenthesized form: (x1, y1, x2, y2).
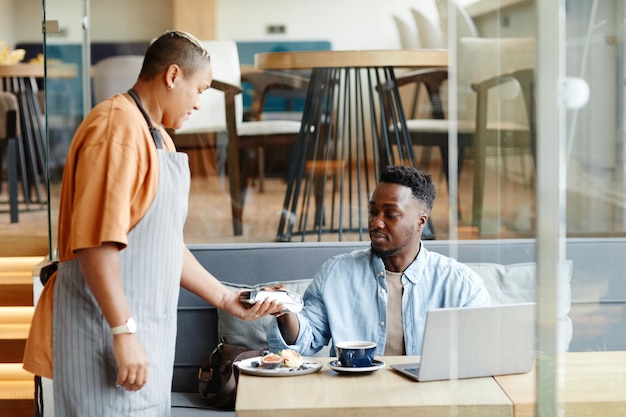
(172, 238, 626, 415)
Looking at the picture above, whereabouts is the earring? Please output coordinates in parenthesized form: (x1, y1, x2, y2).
(168, 84, 173, 89)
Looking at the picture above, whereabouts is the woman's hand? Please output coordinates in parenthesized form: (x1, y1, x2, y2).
(225, 290, 285, 321)
(113, 333, 149, 391)
(179, 247, 286, 320)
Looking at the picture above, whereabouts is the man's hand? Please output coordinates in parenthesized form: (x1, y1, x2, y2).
(113, 334, 149, 391)
(277, 313, 300, 345)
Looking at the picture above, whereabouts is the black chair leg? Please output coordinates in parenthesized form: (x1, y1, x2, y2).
(8, 137, 18, 223)
(6, 109, 19, 223)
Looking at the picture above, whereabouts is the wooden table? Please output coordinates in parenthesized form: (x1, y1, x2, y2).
(255, 50, 447, 242)
(237, 352, 626, 416)
(495, 351, 626, 417)
(236, 355, 513, 417)
(256, 49, 447, 70)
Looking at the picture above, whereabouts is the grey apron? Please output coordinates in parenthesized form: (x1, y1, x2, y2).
(53, 105, 190, 416)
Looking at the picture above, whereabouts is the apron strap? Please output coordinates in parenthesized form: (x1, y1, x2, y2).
(127, 89, 164, 149)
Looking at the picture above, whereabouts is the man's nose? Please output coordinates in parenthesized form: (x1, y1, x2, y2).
(370, 215, 384, 228)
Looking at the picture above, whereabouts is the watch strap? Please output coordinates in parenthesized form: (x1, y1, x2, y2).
(110, 317, 136, 335)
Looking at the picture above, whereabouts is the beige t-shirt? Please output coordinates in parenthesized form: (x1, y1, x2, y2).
(384, 270, 406, 355)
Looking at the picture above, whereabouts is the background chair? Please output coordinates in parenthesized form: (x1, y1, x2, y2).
(0, 92, 20, 223)
(91, 55, 144, 105)
(241, 69, 308, 192)
(175, 40, 308, 236)
(407, 7, 447, 167)
(379, 37, 536, 233)
(435, 0, 479, 46)
(392, 15, 420, 49)
(462, 38, 536, 231)
(410, 7, 445, 50)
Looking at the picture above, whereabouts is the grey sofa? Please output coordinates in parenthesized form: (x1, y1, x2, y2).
(172, 238, 626, 415)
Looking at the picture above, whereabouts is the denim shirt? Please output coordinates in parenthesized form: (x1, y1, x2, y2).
(267, 243, 491, 356)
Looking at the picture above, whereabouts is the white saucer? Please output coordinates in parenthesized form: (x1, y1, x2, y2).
(328, 359, 386, 374)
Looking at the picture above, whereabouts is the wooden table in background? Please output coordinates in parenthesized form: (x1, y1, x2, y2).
(255, 50, 447, 242)
(495, 351, 626, 417)
(0, 63, 77, 208)
(236, 355, 513, 417)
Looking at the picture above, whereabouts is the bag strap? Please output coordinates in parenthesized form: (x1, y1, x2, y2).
(198, 342, 225, 384)
(35, 376, 44, 417)
(198, 348, 237, 407)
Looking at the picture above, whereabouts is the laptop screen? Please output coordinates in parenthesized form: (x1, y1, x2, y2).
(394, 303, 536, 382)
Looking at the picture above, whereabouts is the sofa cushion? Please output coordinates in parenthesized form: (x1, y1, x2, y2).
(467, 260, 573, 350)
(466, 260, 572, 312)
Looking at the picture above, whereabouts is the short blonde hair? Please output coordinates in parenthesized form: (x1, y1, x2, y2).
(139, 30, 210, 81)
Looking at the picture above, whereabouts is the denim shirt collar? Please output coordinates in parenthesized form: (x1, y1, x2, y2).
(369, 240, 425, 284)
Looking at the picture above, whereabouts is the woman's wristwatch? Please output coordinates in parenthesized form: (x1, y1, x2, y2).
(111, 317, 137, 335)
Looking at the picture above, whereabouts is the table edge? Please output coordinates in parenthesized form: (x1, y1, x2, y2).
(255, 49, 448, 70)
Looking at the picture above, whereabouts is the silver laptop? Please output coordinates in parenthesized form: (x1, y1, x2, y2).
(391, 303, 536, 382)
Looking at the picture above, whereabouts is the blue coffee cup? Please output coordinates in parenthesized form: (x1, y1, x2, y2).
(336, 341, 376, 367)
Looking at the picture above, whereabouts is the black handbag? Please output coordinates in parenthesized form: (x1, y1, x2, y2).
(39, 260, 58, 285)
(198, 342, 267, 410)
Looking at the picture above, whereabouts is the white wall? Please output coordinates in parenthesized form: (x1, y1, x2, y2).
(216, 0, 438, 50)
(13, 0, 171, 43)
(0, 0, 15, 45)
(12, 0, 45, 43)
(8, 0, 441, 50)
(90, 0, 171, 42)
(8, 0, 529, 49)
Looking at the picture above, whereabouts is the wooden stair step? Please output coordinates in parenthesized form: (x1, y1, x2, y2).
(0, 283, 33, 306)
(0, 307, 34, 324)
(0, 393, 34, 417)
(0, 307, 33, 363)
(0, 271, 32, 283)
(0, 257, 43, 273)
(0, 257, 40, 307)
(0, 363, 32, 381)
(0, 258, 40, 417)
(0, 364, 34, 417)
(0, 339, 27, 363)
(0, 363, 34, 394)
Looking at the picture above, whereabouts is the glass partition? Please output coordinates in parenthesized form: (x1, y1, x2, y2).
(42, 0, 88, 257)
(37, 0, 550, 247)
(559, 1, 626, 414)
(27, 0, 626, 415)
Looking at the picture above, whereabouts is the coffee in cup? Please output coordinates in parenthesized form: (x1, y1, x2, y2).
(335, 341, 376, 367)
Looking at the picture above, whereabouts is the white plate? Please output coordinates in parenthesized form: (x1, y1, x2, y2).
(328, 359, 386, 374)
(235, 356, 323, 377)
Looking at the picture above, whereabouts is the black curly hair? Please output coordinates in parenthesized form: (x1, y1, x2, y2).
(378, 165, 436, 211)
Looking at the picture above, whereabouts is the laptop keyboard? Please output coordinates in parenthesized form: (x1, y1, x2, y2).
(404, 366, 420, 377)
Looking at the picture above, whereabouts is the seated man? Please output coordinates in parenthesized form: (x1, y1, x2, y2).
(267, 165, 491, 356)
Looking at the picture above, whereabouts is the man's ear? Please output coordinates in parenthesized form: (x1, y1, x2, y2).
(417, 212, 429, 231)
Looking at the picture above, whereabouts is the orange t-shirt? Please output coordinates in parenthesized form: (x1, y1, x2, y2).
(23, 94, 176, 377)
(58, 93, 175, 260)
